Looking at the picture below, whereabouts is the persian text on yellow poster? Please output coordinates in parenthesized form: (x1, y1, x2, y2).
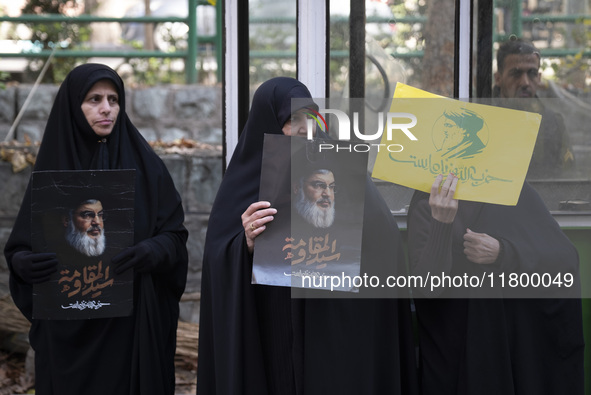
(371, 83, 541, 206)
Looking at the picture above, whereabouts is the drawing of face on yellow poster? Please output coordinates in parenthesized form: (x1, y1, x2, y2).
(371, 83, 541, 206)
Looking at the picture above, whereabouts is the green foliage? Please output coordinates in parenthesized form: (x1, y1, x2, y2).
(0, 71, 9, 89)
(116, 41, 186, 87)
(248, 22, 297, 83)
(121, 57, 187, 86)
(21, 0, 91, 83)
(548, 18, 591, 93)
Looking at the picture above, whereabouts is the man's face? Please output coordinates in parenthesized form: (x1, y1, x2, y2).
(81, 79, 120, 137)
(64, 200, 106, 257)
(494, 53, 540, 99)
(302, 171, 335, 209)
(293, 170, 336, 228)
(72, 201, 105, 240)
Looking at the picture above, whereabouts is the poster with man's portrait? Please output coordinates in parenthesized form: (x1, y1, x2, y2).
(31, 170, 135, 319)
(252, 134, 368, 292)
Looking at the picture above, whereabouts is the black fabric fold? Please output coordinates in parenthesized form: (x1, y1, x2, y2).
(407, 183, 584, 394)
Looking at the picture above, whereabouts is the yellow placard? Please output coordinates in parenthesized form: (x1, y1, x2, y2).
(371, 83, 541, 205)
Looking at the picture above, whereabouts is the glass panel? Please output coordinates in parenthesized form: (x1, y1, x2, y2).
(328, 0, 456, 98)
(248, 0, 297, 97)
(474, 0, 591, 214)
(328, 0, 457, 215)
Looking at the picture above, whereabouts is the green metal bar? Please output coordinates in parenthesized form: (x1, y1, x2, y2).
(540, 49, 591, 57)
(248, 15, 427, 24)
(3, 6, 590, 85)
(0, 3, 219, 83)
(249, 46, 590, 60)
(522, 14, 591, 23)
(248, 50, 426, 59)
(0, 15, 187, 23)
(248, 17, 296, 24)
(0, 43, 587, 63)
(247, 51, 296, 59)
(342, 15, 427, 24)
(511, 0, 522, 37)
(186, 0, 198, 83)
(0, 50, 188, 58)
(389, 51, 425, 59)
(189, 34, 216, 44)
(331, 49, 425, 59)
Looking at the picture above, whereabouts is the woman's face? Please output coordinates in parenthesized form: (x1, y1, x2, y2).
(282, 109, 311, 137)
(81, 80, 120, 137)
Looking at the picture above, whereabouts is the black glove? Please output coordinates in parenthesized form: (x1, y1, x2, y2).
(11, 251, 58, 284)
(112, 239, 165, 275)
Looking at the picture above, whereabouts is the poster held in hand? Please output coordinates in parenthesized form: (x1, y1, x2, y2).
(252, 134, 368, 292)
(31, 169, 135, 319)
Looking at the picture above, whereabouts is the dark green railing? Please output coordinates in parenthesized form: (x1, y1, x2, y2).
(249, 12, 591, 60)
(1, 2, 589, 84)
(493, 0, 591, 55)
(0, 0, 221, 83)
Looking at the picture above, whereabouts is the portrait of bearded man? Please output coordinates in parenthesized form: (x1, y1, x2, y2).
(62, 199, 106, 257)
(292, 168, 336, 229)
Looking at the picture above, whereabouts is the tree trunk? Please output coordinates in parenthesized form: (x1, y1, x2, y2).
(421, 0, 455, 97)
(144, 0, 155, 51)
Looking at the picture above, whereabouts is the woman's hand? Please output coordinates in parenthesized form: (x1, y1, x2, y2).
(463, 228, 500, 264)
(429, 173, 459, 224)
(11, 251, 58, 284)
(242, 201, 277, 254)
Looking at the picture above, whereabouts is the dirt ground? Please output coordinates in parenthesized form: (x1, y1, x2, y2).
(0, 293, 198, 395)
(0, 352, 197, 395)
(0, 349, 32, 395)
(0, 348, 197, 394)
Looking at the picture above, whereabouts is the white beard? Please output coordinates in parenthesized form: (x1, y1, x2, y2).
(65, 222, 106, 257)
(294, 189, 335, 228)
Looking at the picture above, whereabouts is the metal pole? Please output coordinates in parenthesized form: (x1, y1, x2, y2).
(215, 0, 222, 83)
(349, 0, 365, 100)
(349, 0, 365, 137)
(223, 0, 241, 167)
(187, 0, 198, 83)
(457, 0, 471, 99)
(512, 0, 522, 37)
(5, 47, 57, 142)
(297, 0, 327, 98)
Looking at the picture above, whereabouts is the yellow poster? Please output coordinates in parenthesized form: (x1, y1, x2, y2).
(371, 83, 541, 206)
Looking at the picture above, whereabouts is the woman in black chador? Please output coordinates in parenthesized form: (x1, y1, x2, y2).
(197, 77, 419, 395)
(4, 64, 188, 394)
(407, 173, 584, 395)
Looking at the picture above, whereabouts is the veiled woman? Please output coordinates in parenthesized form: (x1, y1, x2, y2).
(197, 77, 418, 395)
(407, 174, 584, 394)
(4, 63, 188, 394)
